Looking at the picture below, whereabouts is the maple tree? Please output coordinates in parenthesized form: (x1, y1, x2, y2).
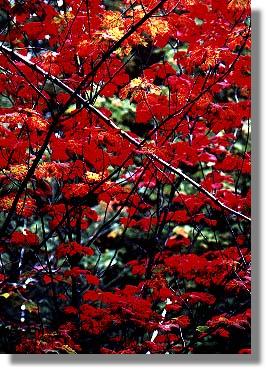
(0, 0, 251, 354)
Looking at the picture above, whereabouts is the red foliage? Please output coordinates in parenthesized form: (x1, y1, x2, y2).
(0, 0, 251, 355)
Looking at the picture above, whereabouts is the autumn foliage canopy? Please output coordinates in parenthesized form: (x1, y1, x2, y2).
(0, 0, 251, 354)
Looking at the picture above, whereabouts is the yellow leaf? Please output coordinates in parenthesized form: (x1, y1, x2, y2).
(172, 226, 189, 238)
(65, 104, 77, 114)
(148, 18, 169, 38)
(61, 345, 77, 354)
(85, 171, 104, 183)
(107, 226, 124, 239)
(0, 293, 10, 299)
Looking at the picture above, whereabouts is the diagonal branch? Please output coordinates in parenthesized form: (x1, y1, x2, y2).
(0, 44, 251, 223)
(67, 0, 169, 93)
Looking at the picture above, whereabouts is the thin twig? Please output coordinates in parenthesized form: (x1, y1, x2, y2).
(0, 44, 251, 223)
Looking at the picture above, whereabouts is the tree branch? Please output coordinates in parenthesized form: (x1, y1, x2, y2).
(67, 0, 169, 94)
(0, 44, 251, 223)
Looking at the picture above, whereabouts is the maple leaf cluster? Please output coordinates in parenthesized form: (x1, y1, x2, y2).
(0, 0, 251, 354)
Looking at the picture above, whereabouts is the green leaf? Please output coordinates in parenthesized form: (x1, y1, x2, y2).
(196, 325, 209, 333)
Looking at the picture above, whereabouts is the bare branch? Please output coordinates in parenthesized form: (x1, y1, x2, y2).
(0, 44, 251, 223)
